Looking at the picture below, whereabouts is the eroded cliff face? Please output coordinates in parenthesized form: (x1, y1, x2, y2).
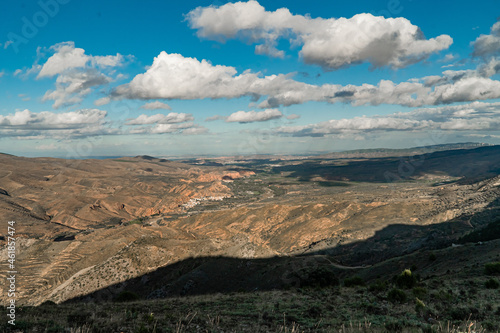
(0, 155, 251, 234)
(1, 152, 500, 305)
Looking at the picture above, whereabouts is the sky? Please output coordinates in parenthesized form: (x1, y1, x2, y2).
(1, 0, 500, 158)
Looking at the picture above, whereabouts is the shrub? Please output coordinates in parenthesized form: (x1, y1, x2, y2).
(485, 262, 500, 275)
(395, 269, 417, 289)
(485, 278, 500, 289)
(428, 252, 437, 261)
(449, 307, 471, 321)
(344, 276, 365, 287)
(303, 267, 340, 288)
(114, 290, 140, 302)
(412, 286, 428, 299)
(385, 320, 404, 331)
(415, 298, 426, 313)
(369, 279, 387, 293)
(388, 288, 407, 303)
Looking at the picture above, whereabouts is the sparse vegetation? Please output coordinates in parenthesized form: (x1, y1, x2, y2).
(484, 262, 500, 275)
(2, 286, 498, 332)
(387, 288, 407, 303)
(395, 269, 417, 289)
(459, 218, 500, 243)
(343, 276, 364, 287)
(485, 278, 499, 289)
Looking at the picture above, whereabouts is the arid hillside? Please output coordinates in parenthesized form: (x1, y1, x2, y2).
(1, 145, 500, 307)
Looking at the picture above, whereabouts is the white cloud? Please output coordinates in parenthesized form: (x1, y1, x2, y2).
(439, 53, 458, 63)
(112, 50, 500, 109)
(472, 22, 500, 57)
(129, 122, 207, 135)
(187, 1, 452, 70)
(18, 94, 31, 101)
(0, 109, 107, 128)
(94, 97, 111, 106)
(42, 69, 112, 109)
(126, 112, 194, 125)
(205, 115, 226, 122)
(255, 42, 285, 59)
(0, 109, 115, 139)
(0, 70, 5, 78)
(37, 42, 90, 78)
(286, 114, 300, 120)
(140, 101, 172, 110)
(226, 109, 283, 123)
(125, 111, 205, 135)
(275, 101, 500, 137)
(112, 51, 313, 101)
(182, 126, 209, 135)
(26, 42, 127, 108)
(91, 54, 124, 68)
(37, 41, 124, 78)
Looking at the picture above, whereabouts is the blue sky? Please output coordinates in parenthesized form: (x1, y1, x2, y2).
(1, 0, 500, 157)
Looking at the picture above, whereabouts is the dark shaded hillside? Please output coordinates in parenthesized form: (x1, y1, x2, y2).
(274, 145, 500, 183)
(66, 199, 500, 303)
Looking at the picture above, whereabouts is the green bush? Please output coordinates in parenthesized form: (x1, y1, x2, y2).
(415, 298, 426, 313)
(388, 288, 407, 303)
(412, 286, 428, 299)
(369, 279, 387, 292)
(449, 307, 471, 321)
(485, 262, 500, 275)
(395, 269, 417, 289)
(344, 276, 365, 287)
(428, 252, 437, 261)
(485, 278, 500, 289)
(385, 320, 404, 331)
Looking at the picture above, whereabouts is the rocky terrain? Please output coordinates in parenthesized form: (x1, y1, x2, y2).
(0, 144, 500, 318)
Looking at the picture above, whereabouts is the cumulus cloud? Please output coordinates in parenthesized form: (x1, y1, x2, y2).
(42, 69, 112, 109)
(94, 97, 111, 106)
(18, 94, 31, 101)
(275, 101, 500, 137)
(126, 112, 194, 125)
(37, 42, 123, 78)
(182, 126, 209, 135)
(129, 122, 207, 135)
(31, 42, 126, 108)
(205, 115, 226, 122)
(0, 109, 115, 139)
(0, 108, 106, 128)
(140, 101, 172, 110)
(471, 22, 500, 57)
(187, 1, 452, 70)
(226, 109, 283, 123)
(286, 114, 300, 120)
(112, 51, 313, 101)
(125, 111, 205, 135)
(112, 50, 500, 109)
